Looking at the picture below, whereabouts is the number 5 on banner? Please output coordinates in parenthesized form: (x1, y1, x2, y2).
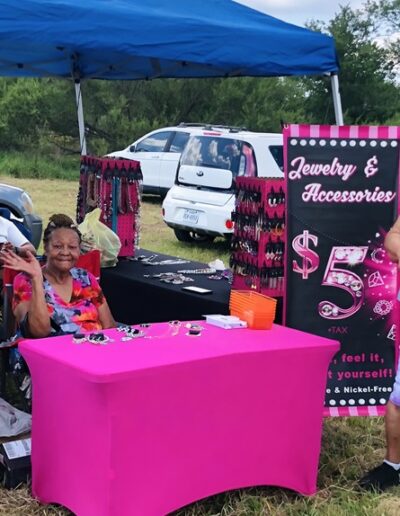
(318, 246, 368, 320)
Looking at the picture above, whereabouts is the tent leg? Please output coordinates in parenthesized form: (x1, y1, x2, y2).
(74, 79, 87, 156)
(330, 73, 344, 126)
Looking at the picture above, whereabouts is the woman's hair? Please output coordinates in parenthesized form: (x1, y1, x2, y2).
(43, 213, 82, 246)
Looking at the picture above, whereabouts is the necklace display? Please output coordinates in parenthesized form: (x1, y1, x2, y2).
(76, 156, 143, 258)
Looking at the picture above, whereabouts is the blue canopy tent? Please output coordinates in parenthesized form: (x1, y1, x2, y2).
(0, 0, 342, 153)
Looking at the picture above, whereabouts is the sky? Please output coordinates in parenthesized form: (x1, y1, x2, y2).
(235, 0, 366, 27)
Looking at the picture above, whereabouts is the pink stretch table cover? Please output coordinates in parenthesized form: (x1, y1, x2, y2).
(20, 322, 339, 516)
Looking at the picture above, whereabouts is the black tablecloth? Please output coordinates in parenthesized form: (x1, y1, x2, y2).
(100, 250, 231, 324)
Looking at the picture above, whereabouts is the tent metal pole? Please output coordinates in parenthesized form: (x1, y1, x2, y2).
(331, 73, 344, 126)
(74, 79, 87, 155)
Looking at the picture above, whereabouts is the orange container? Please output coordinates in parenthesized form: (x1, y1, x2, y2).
(229, 290, 277, 329)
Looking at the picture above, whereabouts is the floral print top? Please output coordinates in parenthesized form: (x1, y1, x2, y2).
(13, 267, 105, 334)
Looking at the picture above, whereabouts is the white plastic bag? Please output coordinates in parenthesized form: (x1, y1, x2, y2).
(78, 208, 121, 267)
(0, 397, 31, 437)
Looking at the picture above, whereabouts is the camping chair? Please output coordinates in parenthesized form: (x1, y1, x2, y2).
(0, 249, 101, 401)
(75, 249, 101, 281)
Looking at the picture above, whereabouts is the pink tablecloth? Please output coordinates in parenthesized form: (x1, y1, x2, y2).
(20, 322, 339, 516)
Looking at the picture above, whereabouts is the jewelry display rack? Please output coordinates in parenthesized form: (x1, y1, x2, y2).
(230, 176, 285, 297)
(76, 156, 143, 257)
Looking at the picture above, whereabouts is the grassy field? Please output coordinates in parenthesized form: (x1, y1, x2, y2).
(0, 176, 399, 515)
(0, 175, 231, 263)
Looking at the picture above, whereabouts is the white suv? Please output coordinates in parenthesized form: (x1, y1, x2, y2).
(162, 129, 283, 242)
(108, 124, 218, 196)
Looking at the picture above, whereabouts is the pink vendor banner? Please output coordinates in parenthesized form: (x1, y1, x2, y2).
(284, 124, 400, 417)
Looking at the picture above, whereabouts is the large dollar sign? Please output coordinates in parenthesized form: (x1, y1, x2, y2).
(292, 230, 320, 279)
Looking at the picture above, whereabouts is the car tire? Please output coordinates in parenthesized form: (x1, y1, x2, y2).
(174, 229, 215, 243)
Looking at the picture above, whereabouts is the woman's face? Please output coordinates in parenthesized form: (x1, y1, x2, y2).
(45, 228, 80, 272)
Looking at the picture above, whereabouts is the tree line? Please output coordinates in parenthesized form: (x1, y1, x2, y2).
(0, 0, 398, 159)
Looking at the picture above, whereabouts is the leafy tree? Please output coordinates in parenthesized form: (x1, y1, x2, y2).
(0, 79, 46, 149)
(0, 0, 399, 160)
(303, 2, 400, 124)
(366, 1, 400, 72)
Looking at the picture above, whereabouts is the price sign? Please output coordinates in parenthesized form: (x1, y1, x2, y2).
(284, 124, 400, 416)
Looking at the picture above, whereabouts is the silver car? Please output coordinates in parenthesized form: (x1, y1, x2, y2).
(0, 183, 42, 248)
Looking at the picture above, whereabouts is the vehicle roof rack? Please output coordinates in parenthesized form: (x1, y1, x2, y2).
(178, 122, 209, 127)
(178, 122, 248, 133)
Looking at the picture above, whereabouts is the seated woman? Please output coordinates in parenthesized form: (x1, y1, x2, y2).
(1, 213, 115, 337)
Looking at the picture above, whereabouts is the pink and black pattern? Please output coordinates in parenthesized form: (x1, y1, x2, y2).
(284, 124, 400, 417)
(77, 156, 143, 258)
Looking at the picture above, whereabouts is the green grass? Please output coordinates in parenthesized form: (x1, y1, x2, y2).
(0, 175, 231, 264)
(0, 152, 79, 181)
(138, 195, 231, 265)
(0, 176, 399, 515)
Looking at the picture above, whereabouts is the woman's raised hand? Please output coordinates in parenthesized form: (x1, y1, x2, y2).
(0, 248, 43, 278)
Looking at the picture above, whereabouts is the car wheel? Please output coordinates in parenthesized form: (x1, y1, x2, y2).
(191, 232, 215, 243)
(174, 229, 194, 242)
(174, 229, 215, 243)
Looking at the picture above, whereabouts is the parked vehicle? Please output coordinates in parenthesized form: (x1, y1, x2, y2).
(0, 183, 42, 248)
(108, 123, 220, 197)
(162, 129, 283, 242)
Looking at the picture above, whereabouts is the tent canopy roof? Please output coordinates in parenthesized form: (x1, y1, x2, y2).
(0, 0, 339, 81)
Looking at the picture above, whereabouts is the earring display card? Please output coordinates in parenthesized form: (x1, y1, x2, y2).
(230, 177, 285, 298)
(76, 156, 143, 257)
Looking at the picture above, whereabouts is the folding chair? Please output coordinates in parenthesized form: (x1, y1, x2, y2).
(0, 267, 19, 399)
(76, 249, 101, 281)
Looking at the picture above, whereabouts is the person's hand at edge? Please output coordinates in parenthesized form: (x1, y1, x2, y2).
(0, 248, 42, 278)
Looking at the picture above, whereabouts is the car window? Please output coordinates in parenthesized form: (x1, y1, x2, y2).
(269, 145, 284, 171)
(169, 132, 190, 153)
(238, 143, 257, 177)
(181, 136, 242, 174)
(135, 131, 172, 152)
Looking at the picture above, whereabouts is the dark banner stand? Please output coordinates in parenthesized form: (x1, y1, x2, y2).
(284, 125, 400, 416)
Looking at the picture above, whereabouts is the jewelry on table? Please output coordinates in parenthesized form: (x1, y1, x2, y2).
(177, 268, 217, 275)
(121, 330, 145, 341)
(185, 323, 204, 337)
(143, 272, 194, 284)
(160, 274, 193, 285)
(143, 259, 190, 266)
(117, 325, 146, 341)
(139, 254, 158, 263)
(84, 332, 112, 345)
(73, 333, 87, 344)
(144, 320, 182, 339)
(169, 320, 182, 336)
(187, 328, 202, 337)
(72, 330, 110, 345)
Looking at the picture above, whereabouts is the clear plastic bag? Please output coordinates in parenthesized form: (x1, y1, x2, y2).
(78, 208, 121, 267)
(0, 397, 31, 437)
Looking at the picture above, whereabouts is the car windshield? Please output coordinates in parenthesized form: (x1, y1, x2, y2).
(180, 136, 242, 174)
